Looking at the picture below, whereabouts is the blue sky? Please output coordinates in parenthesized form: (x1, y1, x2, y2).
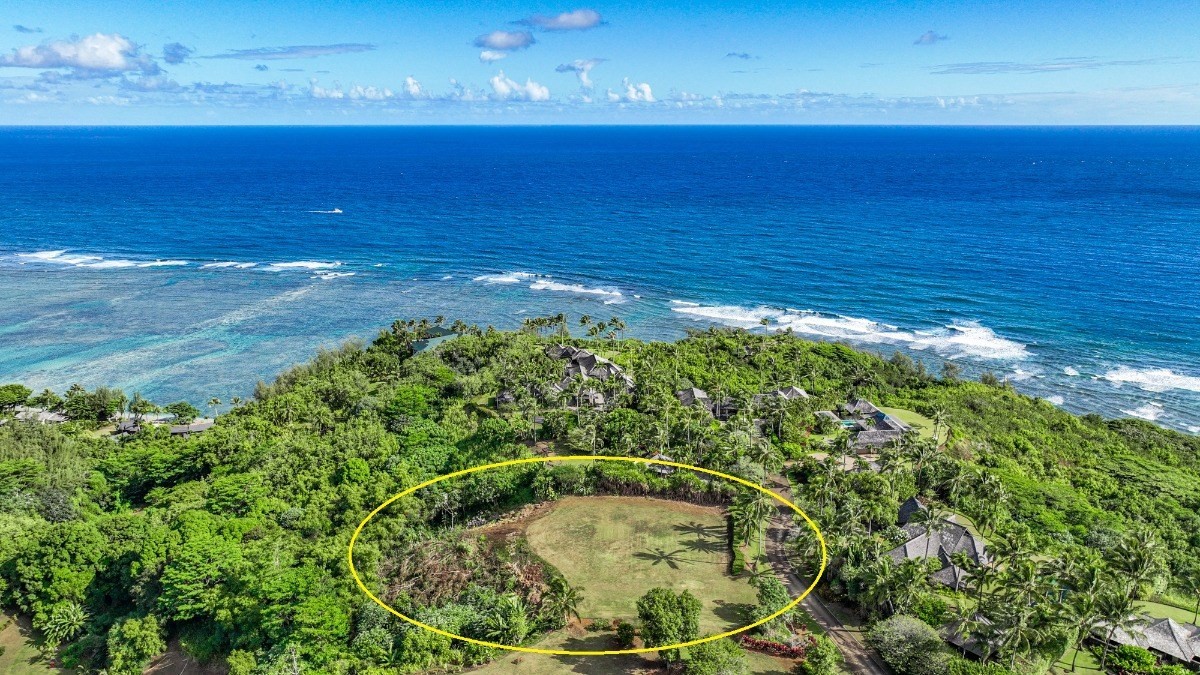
(1, 1, 1197, 124)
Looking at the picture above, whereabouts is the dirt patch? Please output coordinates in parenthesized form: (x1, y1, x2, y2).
(143, 640, 227, 675)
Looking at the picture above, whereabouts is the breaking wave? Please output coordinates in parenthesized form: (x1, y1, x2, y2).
(1121, 402, 1165, 421)
(669, 302, 1029, 361)
(1103, 366, 1200, 393)
(17, 250, 188, 269)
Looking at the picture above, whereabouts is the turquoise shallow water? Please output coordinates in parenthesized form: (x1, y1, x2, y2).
(1, 126, 1198, 431)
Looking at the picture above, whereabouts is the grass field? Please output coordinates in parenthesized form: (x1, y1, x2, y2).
(523, 495, 759, 634)
(0, 612, 62, 675)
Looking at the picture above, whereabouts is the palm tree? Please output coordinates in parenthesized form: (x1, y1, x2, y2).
(985, 603, 1046, 671)
(544, 577, 583, 625)
(207, 396, 221, 418)
(1113, 526, 1165, 599)
(930, 406, 949, 445)
(1062, 575, 1105, 672)
(1095, 592, 1141, 670)
(1181, 565, 1200, 624)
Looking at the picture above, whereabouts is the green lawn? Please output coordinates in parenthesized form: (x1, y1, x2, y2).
(524, 495, 759, 634)
(0, 612, 63, 675)
(1051, 646, 1103, 674)
(878, 406, 936, 440)
(1137, 600, 1199, 624)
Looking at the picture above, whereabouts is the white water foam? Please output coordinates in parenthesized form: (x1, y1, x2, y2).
(1103, 366, 1200, 393)
(1045, 395, 1065, 406)
(1121, 402, 1165, 421)
(670, 302, 1029, 361)
(473, 271, 538, 284)
(17, 250, 187, 269)
(312, 271, 355, 280)
(202, 261, 258, 269)
(265, 261, 342, 272)
(529, 279, 623, 300)
(1063, 366, 1080, 376)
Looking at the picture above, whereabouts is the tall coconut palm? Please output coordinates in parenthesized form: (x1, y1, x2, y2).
(1095, 592, 1140, 670)
(207, 397, 221, 419)
(1112, 526, 1165, 600)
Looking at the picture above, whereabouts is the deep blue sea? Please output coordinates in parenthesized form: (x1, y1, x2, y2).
(1, 126, 1198, 432)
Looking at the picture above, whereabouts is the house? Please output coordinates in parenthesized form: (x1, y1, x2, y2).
(676, 387, 711, 408)
(887, 500, 989, 590)
(842, 399, 881, 416)
(648, 452, 676, 476)
(13, 406, 68, 424)
(767, 386, 810, 401)
(711, 398, 739, 421)
(545, 345, 635, 408)
(944, 615, 994, 659)
(495, 390, 516, 406)
(1096, 617, 1200, 666)
(115, 420, 142, 435)
(170, 420, 214, 437)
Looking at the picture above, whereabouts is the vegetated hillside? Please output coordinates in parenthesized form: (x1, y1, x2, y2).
(1, 318, 1197, 674)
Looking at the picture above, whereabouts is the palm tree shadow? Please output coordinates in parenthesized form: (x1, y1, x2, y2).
(674, 521, 725, 538)
(711, 599, 754, 625)
(633, 548, 694, 569)
(681, 537, 725, 555)
(550, 634, 652, 674)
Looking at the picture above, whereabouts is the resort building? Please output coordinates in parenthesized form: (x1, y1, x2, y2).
(1095, 617, 1200, 667)
(676, 387, 711, 409)
(648, 452, 676, 476)
(545, 345, 635, 408)
(886, 497, 989, 590)
(12, 406, 68, 424)
(819, 399, 912, 452)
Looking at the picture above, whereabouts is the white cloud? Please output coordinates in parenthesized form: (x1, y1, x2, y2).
(308, 79, 344, 99)
(555, 58, 605, 88)
(348, 84, 393, 100)
(520, 9, 602, 31)
(0, 33, 155, 74)
(489, 70, 550, 101)
(479, 50, 508, 63)
(474, 31, 534, 51)
(403, 76, 423, 98)
(610, 78, 654, 102)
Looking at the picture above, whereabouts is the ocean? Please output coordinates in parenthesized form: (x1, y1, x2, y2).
(1, 126, 1198, 432)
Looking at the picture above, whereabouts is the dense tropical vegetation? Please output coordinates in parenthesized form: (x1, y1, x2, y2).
(1, 314, 1198, 674)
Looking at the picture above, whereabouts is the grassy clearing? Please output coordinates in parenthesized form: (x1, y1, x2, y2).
(1050, 646, 1103, 674)
(0, 613, 62, 675)
(1137, 600, 1199, 624)
(523, 495, 759, 634)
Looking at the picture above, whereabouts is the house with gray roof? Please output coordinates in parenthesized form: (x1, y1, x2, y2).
(676, 387, 711, 409)
(1096, 617, 1200, 666)
(170, 420, 214, 437)
(545, 344, 635, 408)
(887, 505, 988, 590)
(14, 406, 69, 424)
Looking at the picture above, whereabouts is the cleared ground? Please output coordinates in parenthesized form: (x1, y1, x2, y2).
(522, 495, 758, 634)
(0, 612, 61, 675)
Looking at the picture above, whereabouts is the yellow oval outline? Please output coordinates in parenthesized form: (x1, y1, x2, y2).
(347, 455, 828, 656)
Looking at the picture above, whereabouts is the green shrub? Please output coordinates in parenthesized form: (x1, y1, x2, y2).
(685, 636, 748, 675)
(616, 620, 636, 648)
(912, 594, 950, 627)
(866, 615, 952, 675)
(795, 633, 843, 675)
(1106, 644, 1157, 674)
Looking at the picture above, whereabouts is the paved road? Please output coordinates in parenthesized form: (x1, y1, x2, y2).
(764, 475, 892, 675)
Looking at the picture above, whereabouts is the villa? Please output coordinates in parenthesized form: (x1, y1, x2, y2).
(647, 452, 676, 476)
(546, 345, 635, 408)
(12, 406, 68, 424)
(886, 497, 989, 590)
(819, 398, 912, 452)
(1095, 616, 1200, 667)
(676, 387, 711, 409)
(170, 420, 215, 437)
